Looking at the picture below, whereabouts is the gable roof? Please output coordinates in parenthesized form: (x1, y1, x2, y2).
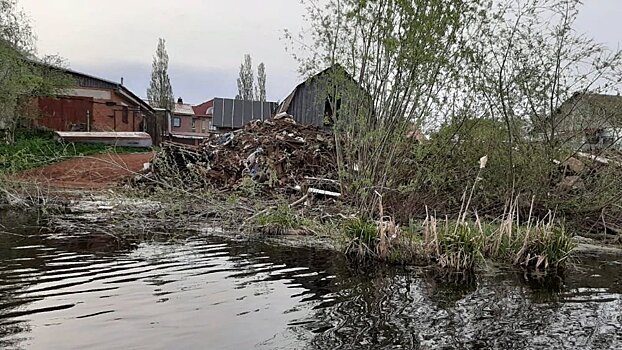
(41, 63, 155, 113)
(277, 64, 364, 114)
(193, 99, 214, 117)
(174, 102, 195, 116)
(556, 92, 622, 130)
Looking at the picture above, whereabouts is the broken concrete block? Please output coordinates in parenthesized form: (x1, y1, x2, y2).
(562, 157, 585, 173)
(559, 176, 585, 191)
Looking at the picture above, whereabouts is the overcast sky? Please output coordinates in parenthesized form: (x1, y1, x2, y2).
(19, 0, 622, 105)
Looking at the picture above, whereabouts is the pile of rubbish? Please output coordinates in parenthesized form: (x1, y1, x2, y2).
(150, 115, 338, 192)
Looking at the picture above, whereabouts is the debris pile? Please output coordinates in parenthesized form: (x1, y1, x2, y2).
(150, 116, 338, 192)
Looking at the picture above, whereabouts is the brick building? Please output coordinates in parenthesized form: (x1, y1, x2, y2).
(35, 68, 154, 133)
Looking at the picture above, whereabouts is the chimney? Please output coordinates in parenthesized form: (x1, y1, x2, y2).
(120, 77, 124, 85)
(177, 97, 183, 104)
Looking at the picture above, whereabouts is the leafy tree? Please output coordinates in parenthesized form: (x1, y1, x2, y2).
(292, 0, 622, 227)
(235, 54, 267, 101)
(462, 0, 622, 188)
(291, 0, 477, 214)
(147, 38, 174, 111)
(236, 54, 254, 100)
(0, 0, 72, 144)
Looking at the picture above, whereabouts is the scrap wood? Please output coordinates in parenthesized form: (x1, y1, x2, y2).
(150, 117, 338, 193)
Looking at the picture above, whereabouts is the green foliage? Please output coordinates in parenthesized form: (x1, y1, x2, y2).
(235, 54, 267, 101)
(342, 217, 379, 259)
(147, 38, 174, 111)
(412, 119, 554, 200)
(1, 1, 73, 144)
(292, 0, 478, 216)
(512, 224, 576, 269)
(254, 204, 301, 235)
(435, 222, 486, 270)
(0, 129, 144, 174)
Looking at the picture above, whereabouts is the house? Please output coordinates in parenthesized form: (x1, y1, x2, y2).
(35, 67, 154, 134)
(551, 92, 622, 150)
(193, 99, 215, 132)
(168, 97, 215, 145)
(171, 97, 196, 133)
(211, 97, 278, 131)
(277, 64, 370, 127)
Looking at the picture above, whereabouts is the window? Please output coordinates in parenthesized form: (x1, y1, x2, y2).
(192, 118, 196, 131)
(172, 117, 181, 128)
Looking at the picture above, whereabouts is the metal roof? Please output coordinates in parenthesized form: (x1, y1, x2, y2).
(174, 103, 196, 116)
(38, 63, 155, 114)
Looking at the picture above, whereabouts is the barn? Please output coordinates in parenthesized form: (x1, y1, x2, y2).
(277, 64, 370, 127)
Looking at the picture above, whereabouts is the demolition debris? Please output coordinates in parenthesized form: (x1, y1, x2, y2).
(145, 116, 338, 193)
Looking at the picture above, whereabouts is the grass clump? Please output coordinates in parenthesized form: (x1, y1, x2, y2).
(342, 217, 379, 259)
(429, 221, 486, 270)
(341, 206, 575, 270)
(254, 204, 302, 235)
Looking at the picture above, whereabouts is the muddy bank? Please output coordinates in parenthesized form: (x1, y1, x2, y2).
(4, 190, 618, 265)
(15, 152, 154, 189)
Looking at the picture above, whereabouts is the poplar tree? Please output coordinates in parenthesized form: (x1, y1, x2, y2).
(236, 54, 254, 100)
(256, 62, 267, 102)
(147, 38, 174, 111)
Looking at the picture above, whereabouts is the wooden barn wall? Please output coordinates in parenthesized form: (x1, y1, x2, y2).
(286, 80, 324, 127)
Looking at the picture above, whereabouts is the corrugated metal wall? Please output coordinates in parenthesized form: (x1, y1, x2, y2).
(212, 98, 277, 128)
(285, 80, 325, 127)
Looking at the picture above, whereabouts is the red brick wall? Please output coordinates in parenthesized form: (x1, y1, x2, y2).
(36, 96, 94, 131)
(91, 90, 144, 132)
(193, 99, 214, 117)
(36, 88, 146, 132)
(171, 114, 193, 133)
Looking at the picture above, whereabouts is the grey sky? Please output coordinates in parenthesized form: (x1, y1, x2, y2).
(19, 0, 622, 105)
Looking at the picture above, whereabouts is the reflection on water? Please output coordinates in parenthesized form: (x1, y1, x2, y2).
(0, 211, 621, 350)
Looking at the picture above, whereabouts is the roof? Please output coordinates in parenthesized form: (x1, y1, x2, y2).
(46, 65, 155, 114)
(170, 132, 212, 139)
(173, 102, 195, 116)
(557, 92, 622, 129)
(193, 99, 214, 117)
(277, 64, 362, 114)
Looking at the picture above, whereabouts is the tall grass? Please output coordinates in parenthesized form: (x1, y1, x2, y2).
(342, 157, 576, 270)
(342, 200, 576, 270)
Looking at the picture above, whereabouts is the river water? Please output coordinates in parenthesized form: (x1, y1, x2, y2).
(1, 211, 621, 350)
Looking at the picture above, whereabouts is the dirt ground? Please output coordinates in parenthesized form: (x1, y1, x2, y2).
(18, 152, 154, 189)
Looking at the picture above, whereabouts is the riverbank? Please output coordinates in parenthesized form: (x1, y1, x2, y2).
(2, 186, 619, 272)
(2, 122, 620, 271)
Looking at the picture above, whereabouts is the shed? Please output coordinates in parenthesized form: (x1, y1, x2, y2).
(277, 64, 369, 127)
(549, 92, 622, 150)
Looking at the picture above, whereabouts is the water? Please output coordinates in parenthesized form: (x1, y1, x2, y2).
(1, 212, 621, 349)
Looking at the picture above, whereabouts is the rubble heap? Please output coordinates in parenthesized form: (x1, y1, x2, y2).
(152, 116, 337, 191)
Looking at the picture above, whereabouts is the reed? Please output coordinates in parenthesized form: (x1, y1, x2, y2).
(341, 157, 575, 270)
